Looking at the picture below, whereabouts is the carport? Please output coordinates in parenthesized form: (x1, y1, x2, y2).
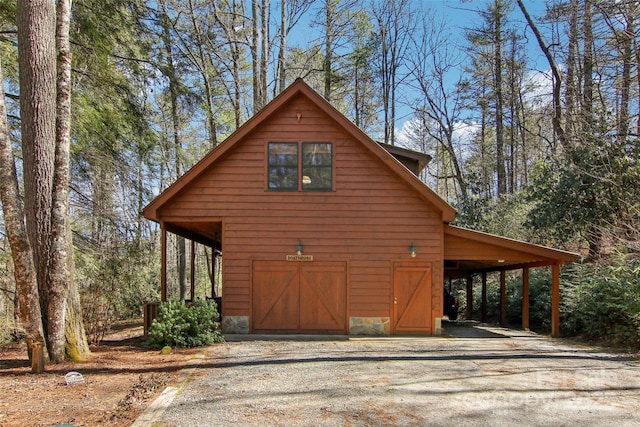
(443, 225, 579, 337)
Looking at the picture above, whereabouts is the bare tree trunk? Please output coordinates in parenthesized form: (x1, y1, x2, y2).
(48, 0, 72, 363)
(354, 60, 360, 126)
(373, 0, 410, 146)
(232, 31, 242, 128)
(582, 0, 594, 132)
(52, 0, 89, 362)
(277, 0, 287, 92)
(516, 0, 569, 154)
(565, 0, 578, 144)
(507, 32, 519, 193)
(260, 0, 269, 104)
(636, 32, 640, 139)
(373, 3, 391, 145)
(517, 89, 528, 187)
(213, 0, 244, 128)
(159, 2, 187, 300)
(480, 97, 489, 198)
(493, 0, 506, 197)
(187, 0, 218, 148)
(406, 12, 469, 203)
(17, 0, 57, 358)
(324, 0, 334, 101)
(250, 0, 269, 112)
(252, 0, 262, 112)
(616, 5, 633, 144)
(0, 61, 47, 371)
(275, 0, 311, 95)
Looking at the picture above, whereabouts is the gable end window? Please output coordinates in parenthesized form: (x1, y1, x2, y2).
(268, 142, 298, 190)
(302, 142, 332, 190)
(267, 142, 333, 191)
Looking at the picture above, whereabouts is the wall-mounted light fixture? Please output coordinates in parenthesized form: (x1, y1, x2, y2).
(498, 259, 505, 263)
(296, 241, 303, 256)
(296, 112, 302, 121)
(410, 242, 417, 258)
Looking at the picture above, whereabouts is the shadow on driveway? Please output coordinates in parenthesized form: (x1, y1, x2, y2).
(442, 320, 510, 338)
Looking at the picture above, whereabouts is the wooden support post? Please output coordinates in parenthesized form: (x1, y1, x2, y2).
(465, 275, 473, 320)
(522, 267, 530, 331)
(161, 225, 167, 302)
(190, 240, 196, 301)
(500, 270, 506, 327)
(31, 342, 45, 374)
(143, 301, 160, 336)
(211, 248, 217, 298)
(551, 263, 560, 337)
(481, 272, 487, 323)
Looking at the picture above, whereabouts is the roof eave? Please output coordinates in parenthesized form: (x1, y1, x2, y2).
(444, 224, 580, 263)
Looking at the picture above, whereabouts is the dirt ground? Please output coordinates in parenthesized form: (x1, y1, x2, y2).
(0, 322, 198, 427)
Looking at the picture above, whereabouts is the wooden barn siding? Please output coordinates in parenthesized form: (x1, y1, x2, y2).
(160, 94, 444, 321)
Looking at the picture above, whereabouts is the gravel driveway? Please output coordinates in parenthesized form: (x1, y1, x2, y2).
(150, 323, 640, 426)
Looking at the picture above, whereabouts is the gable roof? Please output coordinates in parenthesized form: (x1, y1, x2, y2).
(144, 79, 456, 222)
(377, 142, 432, 175)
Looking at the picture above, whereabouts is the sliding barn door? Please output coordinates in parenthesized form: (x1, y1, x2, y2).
(252, 261, 300, 331)
(252, 261, 347, 333)
(299, 263, 347, 331)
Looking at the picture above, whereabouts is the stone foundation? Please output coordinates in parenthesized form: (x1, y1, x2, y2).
(434, 317, 442, 336)
(221, 316, 249, 334)
(349, 317, 390, 336)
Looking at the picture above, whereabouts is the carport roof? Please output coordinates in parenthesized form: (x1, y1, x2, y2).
(444, 224, 579, 273)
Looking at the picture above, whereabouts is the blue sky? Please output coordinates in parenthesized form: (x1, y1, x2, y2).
(288, 0, 554, 143)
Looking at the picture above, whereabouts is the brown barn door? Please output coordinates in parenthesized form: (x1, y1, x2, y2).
(252, 261, 300, 331)
(393, 263, 432, 334)
(300, 263, 347, 332)
(252, 261, 347, 333)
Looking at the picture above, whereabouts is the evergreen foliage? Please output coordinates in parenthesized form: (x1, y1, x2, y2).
(146, 299, 224, 349)
(562, 258, 640, 349)
(526, 141, 640, 258)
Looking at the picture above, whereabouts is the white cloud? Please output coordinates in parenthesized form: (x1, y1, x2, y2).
(522, 68, 554, 107)
(396, 117, 479, 160)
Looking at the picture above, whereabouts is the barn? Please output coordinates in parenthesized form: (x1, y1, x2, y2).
(143, 79, 577, 337)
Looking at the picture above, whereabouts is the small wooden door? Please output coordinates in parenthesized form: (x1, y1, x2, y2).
(393, 263, 432, 334)
(252, 261, 347, 333)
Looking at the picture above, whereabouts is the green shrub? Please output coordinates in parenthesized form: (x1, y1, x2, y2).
(146, 299, 224, 349)
(561, 258, 640, 349)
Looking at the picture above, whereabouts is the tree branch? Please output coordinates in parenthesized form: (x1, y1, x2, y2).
(515, 0, 569, 155)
